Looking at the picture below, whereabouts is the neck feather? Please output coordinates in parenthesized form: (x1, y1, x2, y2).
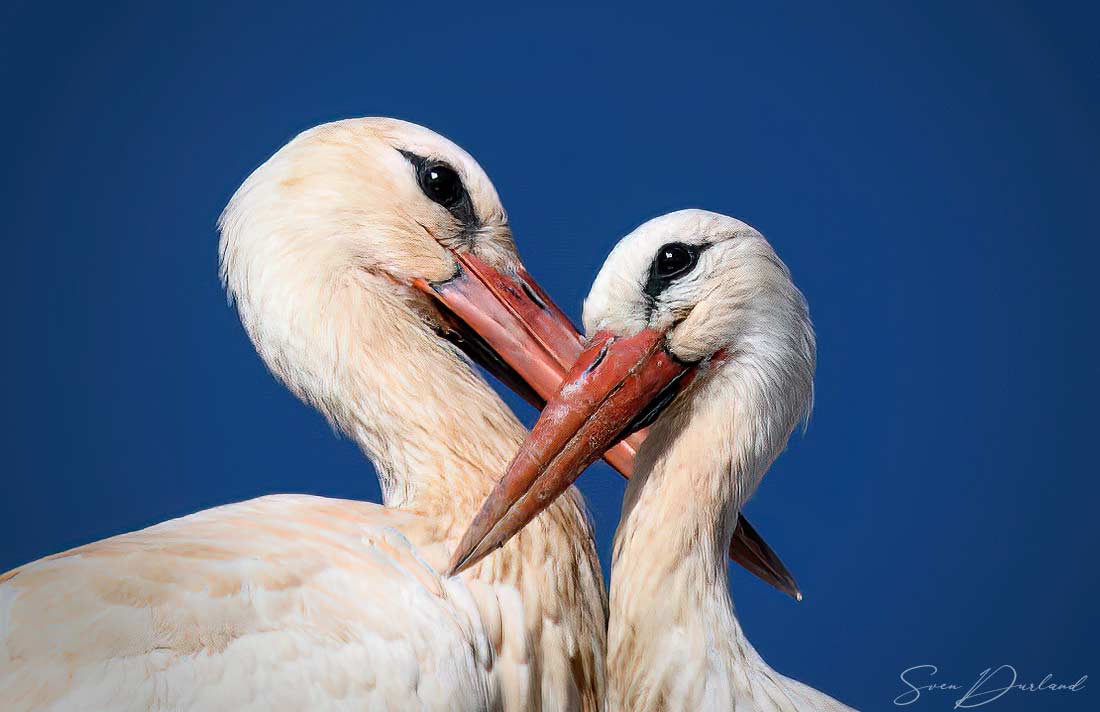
(606, 356, 808, 709)
(321, 273, 530, 517)
(244, 269, 610, 708)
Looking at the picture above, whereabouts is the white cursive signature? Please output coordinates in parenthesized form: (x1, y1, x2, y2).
(894, 664, 1087, 708)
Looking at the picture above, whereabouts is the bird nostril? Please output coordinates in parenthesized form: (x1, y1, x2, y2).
(582, 341, 610, 377)
(520, 280, 548, 311)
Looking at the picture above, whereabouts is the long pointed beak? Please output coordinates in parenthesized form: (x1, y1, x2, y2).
(413, 252, 582, 409)
(448, 329, 692, 575)
(417, 253, 800, 599)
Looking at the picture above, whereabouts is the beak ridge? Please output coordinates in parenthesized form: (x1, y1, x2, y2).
(415, 251, 800, 598)
(449, 328, 688, 576)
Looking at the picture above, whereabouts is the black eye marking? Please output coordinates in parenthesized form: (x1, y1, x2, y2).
(422, 163, 463, 207)
(644, 242, 702, 301)
(399, 150, 479, 229)
(655, 243, 696, 277)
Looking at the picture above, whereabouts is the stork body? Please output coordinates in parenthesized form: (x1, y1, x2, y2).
(453, 210, 856, 710)
(0, 119, 606, 711)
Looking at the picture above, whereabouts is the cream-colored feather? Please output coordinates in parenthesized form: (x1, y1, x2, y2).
(0, 119, 606, 711)
(584, 210, 853, 711)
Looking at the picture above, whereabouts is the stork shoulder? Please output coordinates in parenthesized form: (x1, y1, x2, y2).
(0, 494, 501, 711)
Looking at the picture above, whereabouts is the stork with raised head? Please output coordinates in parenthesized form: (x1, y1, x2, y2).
(2, 118, 614, 711)
(451, 210, 856, 710)
(0, 119, 795, 711)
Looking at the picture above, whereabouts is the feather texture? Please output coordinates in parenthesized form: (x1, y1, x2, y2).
(584, 211, 853, 710)
(0, 119, 607, 711)
(1, 488, 605, 712)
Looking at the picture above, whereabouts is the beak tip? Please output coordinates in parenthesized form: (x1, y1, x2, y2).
(446, 555, 469, 579)
(447, 541, 484, 578)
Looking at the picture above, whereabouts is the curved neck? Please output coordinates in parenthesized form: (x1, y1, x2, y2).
(606, 361, 810, 709)
(343, 331, 525, 516)
(341, 277, 612, 708)
(248, 270, 609, 708)
(344, 314, 525, 516)
(265, 270, 527, 516)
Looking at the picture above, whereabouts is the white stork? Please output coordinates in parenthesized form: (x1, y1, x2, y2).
(1, 118, 615, 711)
(451, 210, 856, 710)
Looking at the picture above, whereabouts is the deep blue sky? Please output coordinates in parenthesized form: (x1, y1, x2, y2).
(2, 1, 1097, 709)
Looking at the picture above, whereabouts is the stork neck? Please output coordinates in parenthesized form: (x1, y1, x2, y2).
(361, 356, 522, 516)
(609, 427, 749, 657)
(305, 275, 527, 517)
(314, 277, 609, 708)
(607, 447, 762, 708)
(347, 347, 524, 513)
(605, 365, 792, 707)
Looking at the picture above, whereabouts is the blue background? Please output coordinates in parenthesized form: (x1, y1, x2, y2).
(2, 1, 1097, 709)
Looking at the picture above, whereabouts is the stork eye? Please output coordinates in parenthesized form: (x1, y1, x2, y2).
(644, 242, 703, 301)
(419, 163, 465, 208)
(654, 243, 698, 279)
(399, 149, 479, 229)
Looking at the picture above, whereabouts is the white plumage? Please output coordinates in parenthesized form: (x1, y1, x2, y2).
(451, 210, 856, 711)
(1, 119, 607, 711)
(2, 496, 500, 710)
(597, 212, 851, 710)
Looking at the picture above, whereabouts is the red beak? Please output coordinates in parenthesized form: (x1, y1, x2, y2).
(416, 252, 800, 599)
(447, 329, 686, 574)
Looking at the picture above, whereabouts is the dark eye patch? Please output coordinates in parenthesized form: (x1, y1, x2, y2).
(644, 242, 702, 301)
(421, 164, 463, 207)
(399, 150, 478, 229)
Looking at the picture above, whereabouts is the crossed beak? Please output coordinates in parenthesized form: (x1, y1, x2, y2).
(416, 251, 800, 599)
(448, 328, 690, 575)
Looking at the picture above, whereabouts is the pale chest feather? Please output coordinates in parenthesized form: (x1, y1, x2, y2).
(0, 494, 605, 712)
(608, 622, 854, 712)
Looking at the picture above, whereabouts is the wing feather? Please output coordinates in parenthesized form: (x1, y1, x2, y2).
(0, 495, 504, 712)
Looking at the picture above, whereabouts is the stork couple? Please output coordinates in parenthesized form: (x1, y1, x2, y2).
(0, 118, 854, 711)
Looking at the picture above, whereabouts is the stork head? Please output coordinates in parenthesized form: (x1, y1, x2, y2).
(220, 132, 800, 592)
(450, 209, 816, 574)
(219, 118, 587, 433)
